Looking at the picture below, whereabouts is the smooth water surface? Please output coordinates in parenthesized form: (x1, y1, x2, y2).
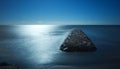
(0, 25, 120, 69)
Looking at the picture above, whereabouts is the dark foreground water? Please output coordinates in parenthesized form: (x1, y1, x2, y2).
(0, 25, 120, 69)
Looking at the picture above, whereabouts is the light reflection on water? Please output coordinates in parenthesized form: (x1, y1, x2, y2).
(0, 25, 120, 68)
(17, 25, 66, 64)
(20, 25, 53, 36)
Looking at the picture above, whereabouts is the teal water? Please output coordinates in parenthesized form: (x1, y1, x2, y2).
(0, 25, 120, 69)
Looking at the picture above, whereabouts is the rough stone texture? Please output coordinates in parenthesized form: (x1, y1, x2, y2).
(60, 29, 96, 52)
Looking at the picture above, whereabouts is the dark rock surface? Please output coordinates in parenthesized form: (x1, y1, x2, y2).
(60, 29, 96, 52)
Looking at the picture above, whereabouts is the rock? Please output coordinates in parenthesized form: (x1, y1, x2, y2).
(60, 29, 96, 52)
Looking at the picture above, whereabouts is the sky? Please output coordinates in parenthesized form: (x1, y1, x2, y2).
(0, 0, 120, 25)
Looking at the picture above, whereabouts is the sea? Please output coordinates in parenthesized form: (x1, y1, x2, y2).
(0, 25, 120, 69)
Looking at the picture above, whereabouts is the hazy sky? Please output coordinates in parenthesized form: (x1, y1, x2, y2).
(0, 0, 120, 25)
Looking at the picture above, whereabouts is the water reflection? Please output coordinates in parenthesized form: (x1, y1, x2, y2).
(1, 25, 120, 68)
(17, 25, 65, 64)
(19, 25, 54, 36)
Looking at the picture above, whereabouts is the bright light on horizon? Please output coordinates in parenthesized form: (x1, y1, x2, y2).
(20, 25, 55, 36)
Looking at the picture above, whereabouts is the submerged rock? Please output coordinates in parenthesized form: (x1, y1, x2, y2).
(60, 29, 96, 52)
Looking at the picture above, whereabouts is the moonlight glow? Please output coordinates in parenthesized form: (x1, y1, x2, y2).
(21, 25, 54, 36)
(18, 25, 60, 64)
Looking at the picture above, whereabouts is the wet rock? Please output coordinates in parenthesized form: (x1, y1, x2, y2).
(60, 29, 96, 52)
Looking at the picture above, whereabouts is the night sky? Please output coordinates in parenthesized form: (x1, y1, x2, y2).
(0, 0, 120, 25)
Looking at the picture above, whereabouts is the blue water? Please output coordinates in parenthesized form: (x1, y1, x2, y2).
(0, 25, 120, 69)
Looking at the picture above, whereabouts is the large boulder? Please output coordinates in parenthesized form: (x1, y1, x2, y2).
(60, 29, 96, 52)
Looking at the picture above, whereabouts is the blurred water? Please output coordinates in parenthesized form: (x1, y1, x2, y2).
(0, 25, 120, 69)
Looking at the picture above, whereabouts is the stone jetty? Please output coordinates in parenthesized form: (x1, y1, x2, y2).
(60, 29, 96, 52)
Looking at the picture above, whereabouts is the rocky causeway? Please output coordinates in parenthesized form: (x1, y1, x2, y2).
(60, 29, 96, 52)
